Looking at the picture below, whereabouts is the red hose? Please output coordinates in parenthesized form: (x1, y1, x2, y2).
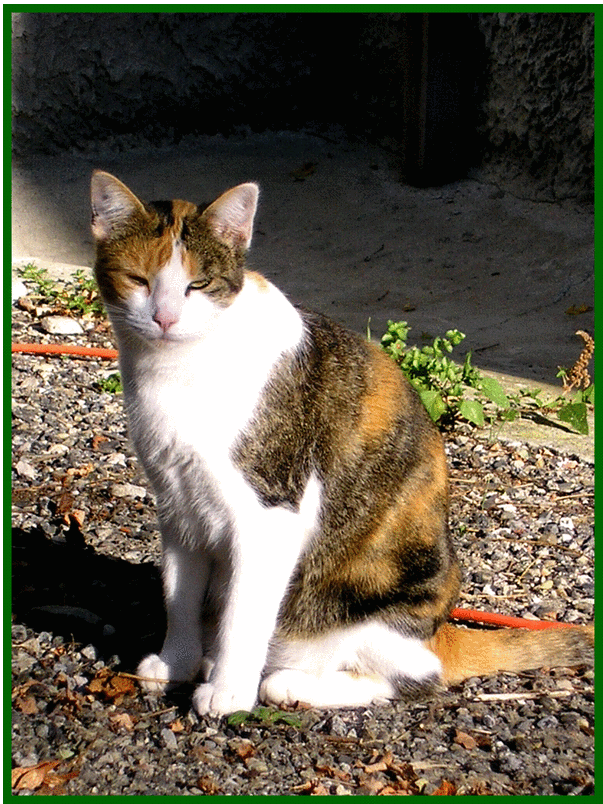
(11, 339, 587, 634)
(449, 607, 575, 630)
(12, 343, 118, 359)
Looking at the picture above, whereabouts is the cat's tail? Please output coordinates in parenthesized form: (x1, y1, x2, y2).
(427, 622, 594, 684)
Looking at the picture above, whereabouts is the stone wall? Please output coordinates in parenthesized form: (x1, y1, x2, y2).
(474, 13, 594, 202)
(11, 11, 593, 200)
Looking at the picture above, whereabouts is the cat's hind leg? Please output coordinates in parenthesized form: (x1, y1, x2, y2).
(138, 542, 209, 692)
(260, 621, 442, 708)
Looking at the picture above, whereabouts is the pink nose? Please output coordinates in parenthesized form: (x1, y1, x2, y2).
(153, 308, 179, 332)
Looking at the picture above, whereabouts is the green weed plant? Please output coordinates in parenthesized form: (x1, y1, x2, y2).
(380, 320, 592, 435)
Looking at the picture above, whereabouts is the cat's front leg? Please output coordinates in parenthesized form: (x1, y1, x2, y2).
(192, 510, 306, 716)
(138, 542, 209, 692)
(191, 561, 273, 715)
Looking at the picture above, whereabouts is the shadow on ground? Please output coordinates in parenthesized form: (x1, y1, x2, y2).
(12, 522, 165, 672)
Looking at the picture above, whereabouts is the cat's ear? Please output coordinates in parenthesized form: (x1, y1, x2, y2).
(91, 171, 145, 241)
(202, 183, 259, 250)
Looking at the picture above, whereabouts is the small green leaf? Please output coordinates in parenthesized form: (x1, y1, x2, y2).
(458, 398, 485, 427)
(479, 377, 510, 409)
(276, 713, 303, 727)
(419, 389, 447, 423)
(583, 385, 595, 404)
(557, 402, 589, 434)
(227, 710, 253, 726)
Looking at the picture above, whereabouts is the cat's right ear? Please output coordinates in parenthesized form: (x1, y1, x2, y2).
(91, 171, 145, 241)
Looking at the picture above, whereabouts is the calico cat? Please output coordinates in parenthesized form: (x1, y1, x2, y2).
(91, 171, 593, 716)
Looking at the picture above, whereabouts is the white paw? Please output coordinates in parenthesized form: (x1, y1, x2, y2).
(192, 681, 257, 716)
(137, 652, 200, 692)
(259, 669, 318, 707)
(137, 654, 173, 693)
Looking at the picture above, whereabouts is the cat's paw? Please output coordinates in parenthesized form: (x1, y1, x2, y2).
(192, 681, 257, 716)
(137, 653, 197, 693)
(259, 669, 318, 707)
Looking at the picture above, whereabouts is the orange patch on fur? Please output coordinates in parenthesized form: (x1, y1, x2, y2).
(357, 345, 407, 444)
(245, 270, 271, 292)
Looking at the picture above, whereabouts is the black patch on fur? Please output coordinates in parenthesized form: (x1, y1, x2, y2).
(146, 200, 175, 235)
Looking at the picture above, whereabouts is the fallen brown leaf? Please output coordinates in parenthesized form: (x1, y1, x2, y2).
(315, 764, 351, 782)
(14, 694, 38, 715)
(12, 760, 61, 791)
(88, 668, 136, 704)
(453, 729, 477, 750)
(197, 774, 222, 795)
(433, 779, 458, 795)
(565, 304, 592, 316)
(109, 711, 136, 732)
(233, 741, 255, 761)
(291, 778, 329, 795)
(56, 492, 75, 517)
(91, 434, 109, 450)
(358, 776, 386, 795)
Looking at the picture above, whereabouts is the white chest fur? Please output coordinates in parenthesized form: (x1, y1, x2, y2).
(117, 275, 305, 523)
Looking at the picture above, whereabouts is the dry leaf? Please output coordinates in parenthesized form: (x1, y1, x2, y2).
(292, 778, 329, 795)
(109, 711, 136, 732)
(88, 668, 136, 704)
(233, 741, 255, 761)
(358, 777, 386, 794)
(12, 760, 61, 791)
(56, 492, 75, 517)
(433, 779, 458, 795)
(315, 764, 351, 782)
(363, 750, 393, 774)
(14, 694, 38, 715)
(92, 434, 109, 450)
(565, 304, 592, 316)
(453, 729, 477, 750)
(65, 463, 94, 480)
(197, 775, 222, 795)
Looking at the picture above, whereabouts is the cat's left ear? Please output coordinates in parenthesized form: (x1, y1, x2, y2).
(202, 183, 259, 250)
(91, 171, 146, 241)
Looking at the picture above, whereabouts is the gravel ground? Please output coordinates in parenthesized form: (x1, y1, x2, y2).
(11, 300, 594, 796)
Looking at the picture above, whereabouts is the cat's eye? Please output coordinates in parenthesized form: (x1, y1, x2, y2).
(187, 279, 210, 293)
(129, 275, 149, 288)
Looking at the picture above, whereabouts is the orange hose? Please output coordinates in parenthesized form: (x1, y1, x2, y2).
(12, 342, 118, 359)
(10, 339, 585, 635)
(449, 607, 575, 630)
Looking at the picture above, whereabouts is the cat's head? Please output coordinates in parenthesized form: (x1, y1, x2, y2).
(91, 171, 259, 343)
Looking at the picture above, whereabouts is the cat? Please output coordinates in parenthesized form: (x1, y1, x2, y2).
(91, 171, 594, 716)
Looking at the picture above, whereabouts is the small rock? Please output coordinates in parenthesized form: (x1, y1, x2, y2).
(329, 715, 348, 737)
(161, 728, 178, 750)
(110, 483, 147, 499)
(15, 459, 37, 480)
(40, 316, 84, 335)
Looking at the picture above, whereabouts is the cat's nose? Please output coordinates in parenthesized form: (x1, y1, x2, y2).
(153, 307, 179, 332)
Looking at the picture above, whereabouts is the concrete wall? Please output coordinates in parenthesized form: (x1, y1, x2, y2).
(11, 11, 593, 201)
(474, 13, 594, 202)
